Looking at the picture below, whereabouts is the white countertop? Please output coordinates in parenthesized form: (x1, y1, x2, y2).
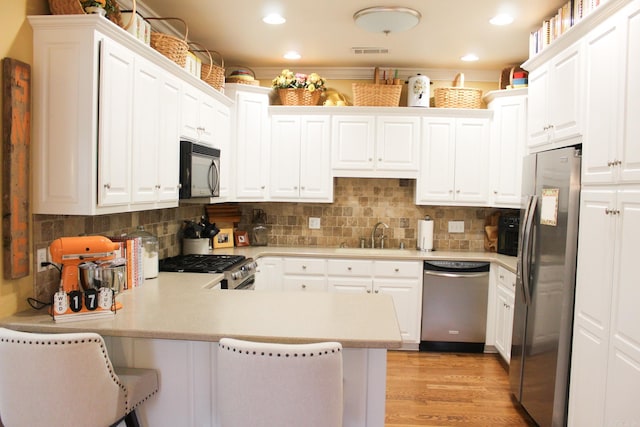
(0, 272, 402, 349)
(212, 246, 518, 273)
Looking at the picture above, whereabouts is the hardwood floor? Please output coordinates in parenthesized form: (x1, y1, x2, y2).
(385, 350, 537, 426)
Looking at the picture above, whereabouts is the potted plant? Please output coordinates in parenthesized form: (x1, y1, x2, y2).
(272, 69, 326, 106)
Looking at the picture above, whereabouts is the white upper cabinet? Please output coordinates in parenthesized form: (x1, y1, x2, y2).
(29, 15, 230, 215)
(416, 116, 491, 205)
(485, 89, 527, 208)
(227, 85, 271, 201)
(331, 113, 419, 178)
(270, 114, 332, 202)
(525, 42, 582, 151)
(180, 85, 218, 146)
(582, 2, 640, 185)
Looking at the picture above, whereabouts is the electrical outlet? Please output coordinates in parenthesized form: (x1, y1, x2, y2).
(308, 217, 321, 229)
(36, 248, 49, 272)
(448, 221, 465, 233)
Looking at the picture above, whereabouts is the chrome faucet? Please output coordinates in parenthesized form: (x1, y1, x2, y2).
(371, 222, 389, 249)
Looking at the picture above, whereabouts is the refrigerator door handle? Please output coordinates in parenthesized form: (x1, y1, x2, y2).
(521, 195, 538, 306)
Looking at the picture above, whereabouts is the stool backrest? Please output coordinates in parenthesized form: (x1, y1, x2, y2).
(0, 327, 127, 426)
(217, 338, 343, 427)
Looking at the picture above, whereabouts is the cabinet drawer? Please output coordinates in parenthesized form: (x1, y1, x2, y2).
(497, 266, 516, 293)
(283, 258, 326, 275)
(373, 260, 422, 279)
(327, 259, 373, 277)
(282, 277, 327, 292)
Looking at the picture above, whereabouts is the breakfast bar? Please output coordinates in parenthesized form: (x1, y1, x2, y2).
(0, 272, 402, 427)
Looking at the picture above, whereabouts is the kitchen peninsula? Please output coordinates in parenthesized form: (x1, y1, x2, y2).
(0, 272, 402, 427)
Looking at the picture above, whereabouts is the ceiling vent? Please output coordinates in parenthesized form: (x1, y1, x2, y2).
(352, 47, 389, 55)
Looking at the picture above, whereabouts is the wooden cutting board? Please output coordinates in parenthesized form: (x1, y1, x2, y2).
(2, 58, 31, 279)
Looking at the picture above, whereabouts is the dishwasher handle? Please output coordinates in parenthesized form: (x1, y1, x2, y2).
(423, 270, 490, 279)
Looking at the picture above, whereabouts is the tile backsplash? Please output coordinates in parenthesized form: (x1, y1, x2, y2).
(237, 178, 509, 251)
(32, 177, 512, 303)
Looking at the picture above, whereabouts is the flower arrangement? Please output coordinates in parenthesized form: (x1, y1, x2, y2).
(81, 0, 118, 16)
(271, 69, 327, 93)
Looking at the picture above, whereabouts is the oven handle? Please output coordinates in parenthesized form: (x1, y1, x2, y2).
(235, 276, 255, 290)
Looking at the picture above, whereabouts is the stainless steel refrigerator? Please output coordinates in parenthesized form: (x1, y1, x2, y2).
(510, 146, 581, 427)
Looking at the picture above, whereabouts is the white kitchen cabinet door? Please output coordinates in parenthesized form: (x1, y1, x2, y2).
(328, 278, 373, 294)
(270, 115, 301, 199)
(255, 257, 283, 291)
(282, 276, 327, 292)
(375, 116, 420, 172)
(527, 42, 582, 151)
(416, 116, 490, 205)
(582, 13, 624, 185)
(234, 89, 270, 200)
(416, 117, 456, 203)
(604, 189, 640, 425)
(98, 37, 134, 207)
(494, 268, 515, 363)
(131, 57, 180, 205)
(454, 118, 491, 203)
(374, 279, 421, 345)
(156, 75, 181, 202)
(271, 115, 332, 202)
(488, 92, 527, 207)
(180, 86, 216, 146)
(331, 115, 375, 172)
(299, 115, 332, 201)
(131, 56, 161, 204)
(620, 4, 640, 184)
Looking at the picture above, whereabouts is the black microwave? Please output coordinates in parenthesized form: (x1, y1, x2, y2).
(179, 141, 220, 199)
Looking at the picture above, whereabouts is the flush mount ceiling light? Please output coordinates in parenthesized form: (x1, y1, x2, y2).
(353, 7, 421, 34)
(461, 53, 479, 62)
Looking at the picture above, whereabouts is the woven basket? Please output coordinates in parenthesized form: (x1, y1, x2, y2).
(226, 66, 260, 86)
(190, 44, 225, 90)
(278, 89, 321, 106)
(352, 83, 401, 106)
(48, 0, 135, 29)
(434, 73, 483, 109)
(146, 17, 189, 68)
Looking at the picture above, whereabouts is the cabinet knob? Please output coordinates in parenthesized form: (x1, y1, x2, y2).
(367, 290, 371, 293)
(347, 267, 352, 271)
(155, 185, 161, 189)
(300, 186, 305, 190)
(104, 183, 111, 189)
(456, 190, 460, 193)
(494, 190, 498, 194)
(261, 186, 265, 190)
(301, 284, 307, 289)
(368, 158, 373, 162)
(294, 186, 298, 190)
(374, 290, 379, 294)
(302, 265, 307, 270)
(394, 268, 399, 272)
(378, 158, 382, 162)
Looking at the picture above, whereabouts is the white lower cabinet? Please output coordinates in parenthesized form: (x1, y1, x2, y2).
(282, 257, 327, 292)
(328, 259, 422, 349)
(569, 187, 640, 426)
(493, 266, 516, 363)
(254, 257, 283, 291)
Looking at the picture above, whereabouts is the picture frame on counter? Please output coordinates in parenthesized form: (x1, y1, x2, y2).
(214, 228, 234, 249)
(234, 230, 250, 247)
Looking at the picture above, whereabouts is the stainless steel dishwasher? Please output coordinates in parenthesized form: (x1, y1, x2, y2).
(420, 260, 490, 352)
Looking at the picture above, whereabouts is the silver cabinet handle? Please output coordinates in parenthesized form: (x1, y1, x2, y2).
(104, 183, 111, 189)
(301, 284, 306, 289)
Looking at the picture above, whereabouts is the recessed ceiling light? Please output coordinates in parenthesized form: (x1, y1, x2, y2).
(263, 13, 286, 25)
(461, 53, 479, 62)
(283, 51, 301, 60)
(490, 13, 513, 26)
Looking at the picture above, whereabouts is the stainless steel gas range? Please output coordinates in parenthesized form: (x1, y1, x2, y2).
(159, 254, 257, 290)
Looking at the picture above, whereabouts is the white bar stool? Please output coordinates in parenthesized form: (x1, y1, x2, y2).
(217, 338, 343, 427)
(0, 327, 158, 427)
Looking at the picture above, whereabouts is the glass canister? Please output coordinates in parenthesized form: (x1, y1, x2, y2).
(250, 209, 269, 246)
(130, 225, 159, 279)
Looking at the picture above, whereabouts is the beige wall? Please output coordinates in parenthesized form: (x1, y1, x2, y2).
(0, 0, 48, 318)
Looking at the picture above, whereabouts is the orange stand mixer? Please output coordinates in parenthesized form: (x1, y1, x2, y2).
(49, 236, 120, 293)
